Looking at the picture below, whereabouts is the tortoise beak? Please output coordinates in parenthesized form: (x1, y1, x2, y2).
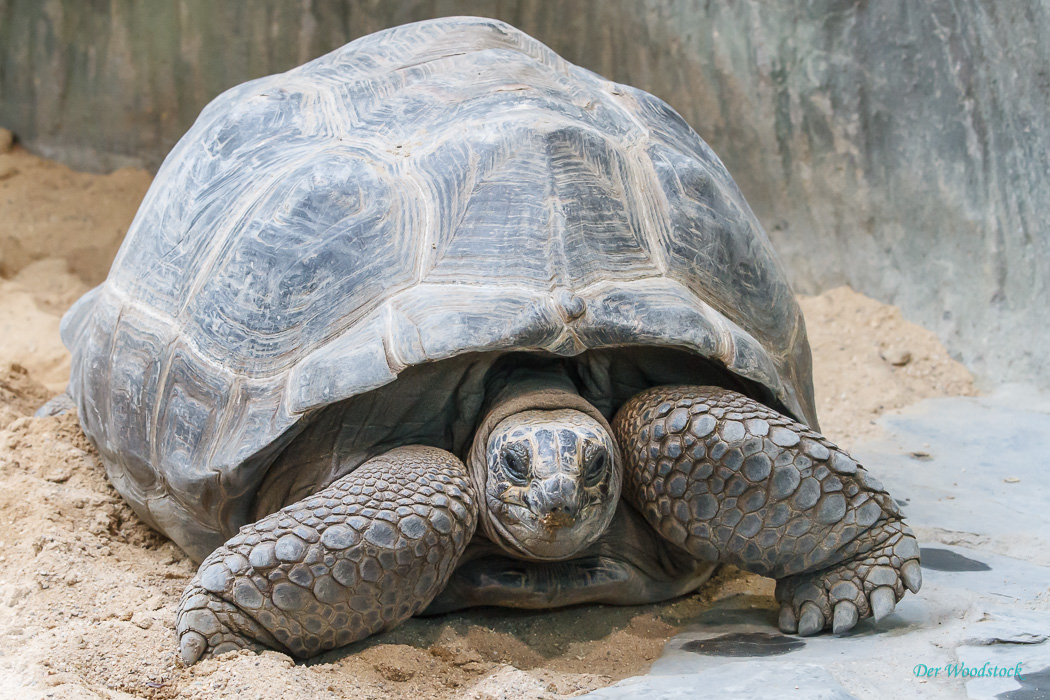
(540, 511, 576, 530)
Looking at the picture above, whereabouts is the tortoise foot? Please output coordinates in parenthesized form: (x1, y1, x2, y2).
(175, 445, 476, 663)
(613, 384, 921, 638)
(177, 586, 274, 664)
(775, 518, 921, 636)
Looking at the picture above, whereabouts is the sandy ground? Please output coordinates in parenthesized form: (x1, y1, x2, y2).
(798, 289, 976, 450)
(0, 143, 150, 393)
(0, 143, 975, 699)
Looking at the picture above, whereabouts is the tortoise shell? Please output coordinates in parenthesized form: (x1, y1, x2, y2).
(62, 17, 816, 560)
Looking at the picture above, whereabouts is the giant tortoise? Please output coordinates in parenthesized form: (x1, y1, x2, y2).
(60, 17, 920, 664)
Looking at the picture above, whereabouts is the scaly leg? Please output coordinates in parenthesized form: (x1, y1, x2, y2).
(176, 445, 476, 663)
(613, 386, 921, 636)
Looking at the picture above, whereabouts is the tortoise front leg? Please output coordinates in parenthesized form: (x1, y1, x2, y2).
(613, 386, 921, 636)
(176, 446, 477, 664)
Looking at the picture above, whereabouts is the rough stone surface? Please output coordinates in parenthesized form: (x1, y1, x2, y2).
(1, 1, 1046, 391)
(859, 386, 1050, 566)
(583, 662, 857, 699)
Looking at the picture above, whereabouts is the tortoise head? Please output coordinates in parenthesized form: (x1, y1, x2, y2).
(483, 409, 620, 560)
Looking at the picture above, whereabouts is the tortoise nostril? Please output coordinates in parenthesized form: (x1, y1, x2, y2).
(533, 477, 579, 529)
(534, 496, 570, 517)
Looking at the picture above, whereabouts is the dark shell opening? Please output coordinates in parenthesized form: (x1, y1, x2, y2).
(252, 345, 792, 520)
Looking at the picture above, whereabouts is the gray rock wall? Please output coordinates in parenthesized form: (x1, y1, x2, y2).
(1, 0, 1046, 390)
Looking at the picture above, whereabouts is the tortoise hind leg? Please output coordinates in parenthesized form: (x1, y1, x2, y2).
(612, 386, 921, 637)
(176, 445, 477, 664)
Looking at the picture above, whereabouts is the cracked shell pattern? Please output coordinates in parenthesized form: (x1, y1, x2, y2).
(176, 445, 477, 661)
(611, 385, 908, 579)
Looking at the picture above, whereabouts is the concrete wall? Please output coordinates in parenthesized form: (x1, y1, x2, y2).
(1, 0, 1047, 390)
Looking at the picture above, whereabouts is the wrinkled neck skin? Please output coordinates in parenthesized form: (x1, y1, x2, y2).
(467, 365, 622, 562)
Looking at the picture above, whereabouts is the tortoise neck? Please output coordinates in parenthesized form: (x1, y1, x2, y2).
(487, 364, 580, 411)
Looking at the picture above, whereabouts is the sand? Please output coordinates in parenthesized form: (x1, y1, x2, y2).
(0, 145, 975, 699)
(798, 288, 977, 450)
(0, 141, 150, 394)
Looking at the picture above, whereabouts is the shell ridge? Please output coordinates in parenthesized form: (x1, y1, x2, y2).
(396, 154, 437, 285)
(625, 148, 673, 275)
(379, 304, 408, 374)
(542, 132, 571, 291)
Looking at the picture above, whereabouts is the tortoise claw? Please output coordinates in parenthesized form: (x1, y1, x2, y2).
(798, 601, 825, 636)
(832, 601, 859, 635)
(179, 630, 207, 666)
(871, 586, 896, 623)
(901, 560, 922, 593)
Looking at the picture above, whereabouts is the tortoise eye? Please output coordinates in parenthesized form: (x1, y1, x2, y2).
(584, 449, 607, 487)
(501, 445, 529, 485)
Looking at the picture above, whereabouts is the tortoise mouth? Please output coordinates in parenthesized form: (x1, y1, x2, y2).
(541, 511, 576, 529)
(487, 500, 614, 561)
